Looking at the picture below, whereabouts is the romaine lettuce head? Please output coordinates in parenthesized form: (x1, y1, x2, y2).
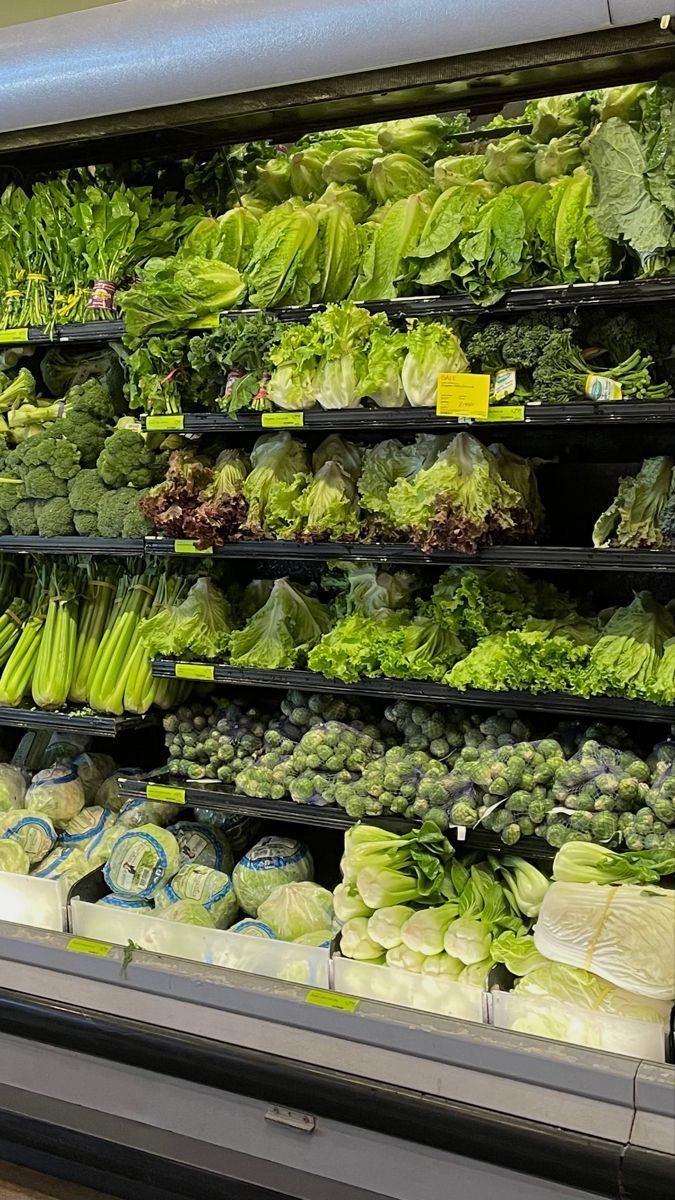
(232, 836, 313, 916)
(229, 577, 332, 669)
(257, 880, 334, 941)
(367, 153, 432, 203)
(377, 115, 457, 160)
(246, 202, 320, 308)
(290, 147, 332, 200)
(309, 202, 361, 304)
(483, 134, 537, 187)
(322, 147, 381, 186)
(351, 192, 433, 301)
(434, 155, 487, 189)
(401, 320, 468, 407)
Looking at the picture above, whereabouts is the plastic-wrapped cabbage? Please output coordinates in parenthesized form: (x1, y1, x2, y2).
(97, 894, 151, 911)
(157, 899, 216, 928)
(0, 840, 29, 874)
(194, 810, 260, 859)
(535, 882, 675, 1000)
(294, 929, 332, 946)
(32, 846, 90, 885)
(24, 764, 85, 828)
(117, 798, 183, 829)
(104, 824, 180, 900)
(84, 820, 125, 869)
(0, 811, 56, 863)
(73, 753, 116, 804)
(61, 805, 109, 847)
(257, 881, 334, 942)
(170, 863, 238, 928)
(229, 918, 277, 939)
(153, 881, 179, 910)
(100, 770, 144, 813)
(0, 764, 27, 813)
(233, 836, 313, 916)
(169, 822, 234, 873)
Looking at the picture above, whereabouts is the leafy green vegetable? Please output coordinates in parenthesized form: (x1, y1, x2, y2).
(593, 457, 674, 549)
(587, 592, 674, 700)
(139, 577, 230, 660)
(229, 578, 331, 669)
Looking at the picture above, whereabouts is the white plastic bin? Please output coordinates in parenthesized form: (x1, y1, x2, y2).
(71, 898, 330, 987)
(490, 989, 670, 1061)
(333, 955, 485, 1022)
(0, 870, 69, 932)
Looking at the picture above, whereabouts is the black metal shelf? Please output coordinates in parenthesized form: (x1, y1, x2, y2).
(0, 536, 144, 557)
(150, 661, 675, 724)
(5, 278, 675, 350)
(0, 707, 155, 736)
(141, 399, 675, 433)
(145, 539, 675, 572)
(117, 773, 556, 857)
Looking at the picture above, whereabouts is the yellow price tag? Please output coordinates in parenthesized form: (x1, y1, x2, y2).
(146, 783, 186, 804)
(146, 414, 185, 431)
(0, 328, 29, 344)
(306, 989, 359, 1013)
(487, 405, 526, 422)
(261, 412, 304, 429)
(585, 374, 622, 402)
(67, 936, 112, 958)
(437, 373, 490, 420)
(174, 539, 214, 556)
(175, 662, 215, 682)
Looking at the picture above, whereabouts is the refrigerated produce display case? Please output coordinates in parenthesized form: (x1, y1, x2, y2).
(0, 3, 673, 1198)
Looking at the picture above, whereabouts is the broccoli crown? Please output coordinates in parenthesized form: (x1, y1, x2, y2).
(23, 465, 68, 500)
(68, 468, 110, 513)
(97, 487, 141, 537)
(8, 499, 38, 536)
(59, 412, 109, 468)
(121, 489, 155, 537)
(73, 509, 100, 536)
(65, 378, 117, 422)
(97, 429, 167, 489)
(9, 431, 80, 481)
(35, 497, 75, 537)
(0, 479, 25, 514)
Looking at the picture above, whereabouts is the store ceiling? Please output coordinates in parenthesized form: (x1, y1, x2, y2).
(0, 4, 672, 168)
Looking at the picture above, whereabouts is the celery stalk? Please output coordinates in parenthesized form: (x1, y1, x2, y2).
(31, 568, 79, 709)
(89, 572, 157, 715)
(69, 571, 116, 704)
(0, 611, 46, 707)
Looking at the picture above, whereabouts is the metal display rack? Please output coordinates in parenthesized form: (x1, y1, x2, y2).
(150, 660, 675, 724)
(0, 708, 155, 736)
